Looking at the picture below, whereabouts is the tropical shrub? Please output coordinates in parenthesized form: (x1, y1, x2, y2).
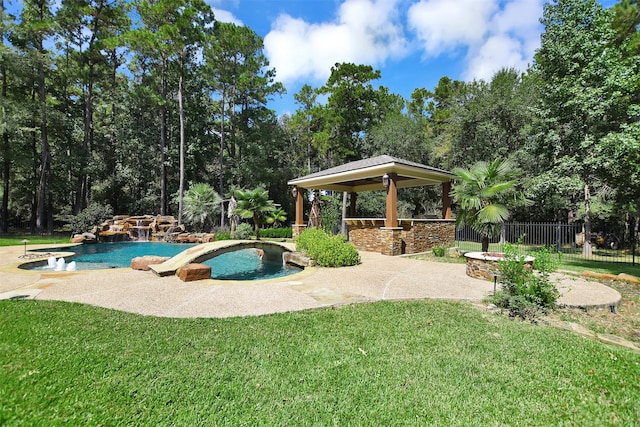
(233, 188, 276, 239)
(296, 228, 360, 267)
(490, 243, 560, 321)
(451, 158, 530, 252)
(265, 208, 287, 228)
(234, 223, 254, 240)
(182, 183, 221, 232)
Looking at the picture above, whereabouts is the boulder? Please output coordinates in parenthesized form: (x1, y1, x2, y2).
(82, 232, 97, 243)
(201, 233, 216, 243)
(582, 271, 618, 281)
(617, 273, 640, 284)
(70, 233, 96, 244)
(175, 233, 199, 244)
(131, 256, 171, 271)
(177, 263, 212, 282)
(71, 234, 85, 243)
(283, 251, 314, 267)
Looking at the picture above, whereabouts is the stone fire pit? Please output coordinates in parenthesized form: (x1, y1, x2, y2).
(464, 252, 534, 280)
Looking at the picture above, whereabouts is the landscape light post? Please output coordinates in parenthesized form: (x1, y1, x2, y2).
(20, 239, 29, 258)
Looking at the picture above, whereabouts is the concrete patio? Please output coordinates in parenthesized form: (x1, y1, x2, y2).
(0, 243, 623, 318)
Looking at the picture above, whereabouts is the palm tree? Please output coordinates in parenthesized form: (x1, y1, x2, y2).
(233, 187, 276, 239)
(265, 208, 287, 228)
(451, 158, 530, 252)
(182, 183, 222, 232)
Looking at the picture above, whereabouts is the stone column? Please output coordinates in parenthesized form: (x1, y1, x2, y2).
(442, 181, 452, 219)
(380, 227, 403, 256)
(292, 224, 307, 240)
(385, 173, 398, 228)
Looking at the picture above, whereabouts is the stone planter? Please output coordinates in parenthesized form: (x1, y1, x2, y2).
(464, 252, 534, 280)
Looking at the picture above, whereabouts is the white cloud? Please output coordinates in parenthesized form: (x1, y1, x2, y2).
(211, 7, 243, 25)
(463, 36, 527, 81)
(264, 0, 408, 85)
(408, 0, 497, 56)
(408, 0, 544, 82)
(490, 0, 545, 62)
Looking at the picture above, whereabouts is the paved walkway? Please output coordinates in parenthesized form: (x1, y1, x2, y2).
(0, 244, 622, 318)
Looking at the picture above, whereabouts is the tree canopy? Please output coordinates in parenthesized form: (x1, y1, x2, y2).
(0, 0, 638, 240)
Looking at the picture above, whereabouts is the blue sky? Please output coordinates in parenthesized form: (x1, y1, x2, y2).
(209, 0, 619, 116)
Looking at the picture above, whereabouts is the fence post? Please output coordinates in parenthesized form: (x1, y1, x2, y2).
(633, 223, 636, 266)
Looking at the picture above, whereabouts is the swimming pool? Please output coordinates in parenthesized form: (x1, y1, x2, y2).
(25, 242, 302, 280)
(204, 248, 301, 280)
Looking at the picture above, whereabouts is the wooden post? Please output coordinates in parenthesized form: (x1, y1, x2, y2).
(442, 181, 452, 219)
(385, 173, 398, 228)
(295, 186, 304, 225)
(349, 192, 357, 217)
(292, 186, 307, 241)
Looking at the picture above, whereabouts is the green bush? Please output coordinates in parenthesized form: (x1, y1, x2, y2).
(214, 231, 231, 241)
(490, 242, 560, 320)
(532, 245, 562, 273)
(296, 228, 360, 267)
(233, 223, 254, 240)
(259, 227, 292, 239)
(432, 246, 445, 257)
(295, 228, 327, 254)
(66, 202, 113, 234)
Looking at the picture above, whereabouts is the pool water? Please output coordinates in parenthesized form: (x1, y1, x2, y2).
(30, 242, 301, 280)
(204, 248, 301, 280)
(33, 242, 197, 270)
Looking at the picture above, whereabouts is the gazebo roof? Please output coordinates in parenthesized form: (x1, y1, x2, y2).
(288, 155, 455, 192)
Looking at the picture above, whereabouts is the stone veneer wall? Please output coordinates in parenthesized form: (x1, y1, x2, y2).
(380, 227, 403, 256)
(465, 256, 533, 280)
(402, 220, 455, 254)
(465, 258, 501, 280)
(348, 219, 455, 255)
(348, 223, 381, 252)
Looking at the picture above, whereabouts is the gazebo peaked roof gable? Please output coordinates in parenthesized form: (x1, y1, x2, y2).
(288, 155, 455, 192)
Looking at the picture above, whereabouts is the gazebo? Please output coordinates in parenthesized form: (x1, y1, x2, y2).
(287, 155, 456, 256)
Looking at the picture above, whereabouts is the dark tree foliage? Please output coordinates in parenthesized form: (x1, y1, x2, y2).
(1, 0, 639, 236)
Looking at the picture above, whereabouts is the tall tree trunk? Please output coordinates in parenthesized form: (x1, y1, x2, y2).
(30, 94, 38, 234)
(75, 96, 88, 215)
(582, 184, 593, 256)
(110, 49, 119, 213)
(177, 74, 185, 226)
(36, 39, 50, 234)
(1, 14, 9, 233)
(219, 90, 225, 227)
(1, 129, 8, 233)
(159, 58, 167, 215)
(75, 78, 93, 214)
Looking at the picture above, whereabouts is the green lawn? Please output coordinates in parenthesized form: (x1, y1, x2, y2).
(0, 234, 70, 247)
(1, 300, 638, 425)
